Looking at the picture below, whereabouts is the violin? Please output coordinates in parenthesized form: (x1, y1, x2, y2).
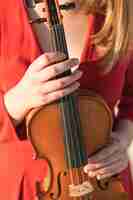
(25, 0, 128, 199)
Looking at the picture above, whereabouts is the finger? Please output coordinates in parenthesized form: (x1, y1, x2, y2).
(97, 157, 129, 180)
(29, 52, 67, 72)
(40, 70, 82, 94)
(85, 149, 124, 172)
(88, 153, 129, 179)
(42, 82, 80, 105)
(36, 58, 79, 82)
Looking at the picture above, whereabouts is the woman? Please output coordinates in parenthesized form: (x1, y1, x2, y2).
(0, 0, 133, 199)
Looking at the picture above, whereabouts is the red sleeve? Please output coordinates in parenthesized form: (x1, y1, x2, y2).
(0, 90, 18, 142)
(118, 51, 133, 121)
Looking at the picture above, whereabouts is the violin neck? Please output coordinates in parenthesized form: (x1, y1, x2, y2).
(51, 23, 69, 56)
(49, 2, 71, 77)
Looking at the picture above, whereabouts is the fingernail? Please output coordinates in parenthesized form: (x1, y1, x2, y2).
(72, 58, 79, 65)
(88, 171, 95, 178)
(84, 167, 88, 173)
(97, 175, 101, 180)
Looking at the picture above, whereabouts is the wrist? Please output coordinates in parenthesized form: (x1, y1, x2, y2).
(4, 84, 29, 125)
(114, 119, 133, 149)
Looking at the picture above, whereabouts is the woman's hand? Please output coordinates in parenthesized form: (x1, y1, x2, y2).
(4, 52, 82, 125)
(84, 130, 129, 180)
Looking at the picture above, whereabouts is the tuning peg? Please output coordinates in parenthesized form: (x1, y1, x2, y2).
(29, 17, 47, 24)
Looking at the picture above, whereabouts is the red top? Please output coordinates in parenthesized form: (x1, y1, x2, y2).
(0, 0, 133, 199)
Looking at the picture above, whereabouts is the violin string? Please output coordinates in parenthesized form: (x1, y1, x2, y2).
(58, 17, 91, 200)
(51, 30, 79, 200)
(50, 20, 72, 177)
(60, 32, 87, 180)
(58, 24, 87, 200)
(57, 13, 88, 166)
(51, 15, 78, 174)
(70, 95, 88, 185)
(59, 27, 82, 170)
(59, 24, 84, 165)
(51, 14, 79, 168)
(52, 2, 88, 169)
(59, 9, 89, 187)
(50, 2, 89, 199)
(54, 23, 85, 199)
(54, 13, 88, 200)
(69, 95, 87, 199)
(58, 20, 89, 200)
(59, 25, 83, 167)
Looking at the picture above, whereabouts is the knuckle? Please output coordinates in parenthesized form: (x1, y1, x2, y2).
(60, 90, 65, 97)
(43, 53, 53, 65)
(44, 53, 61, 65)
(52, 66, 59, 75)
(42, 95, 48, 104)
(53, 93, 61, 100)
(56, 52, 66, 60)
(58, 80, 65, 88)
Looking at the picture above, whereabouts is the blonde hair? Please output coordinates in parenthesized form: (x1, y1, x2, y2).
(78, 0, 130, 73)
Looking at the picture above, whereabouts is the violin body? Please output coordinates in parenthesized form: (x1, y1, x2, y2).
(26, 90, 128, 199)
(25, 0, 129, 199)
